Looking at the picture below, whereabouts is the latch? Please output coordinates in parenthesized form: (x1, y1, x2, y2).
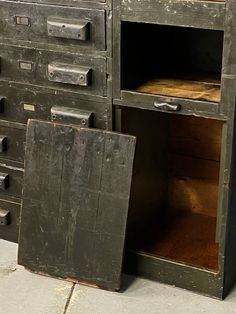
(0, 208, 10, 226)
(51, 106, 93, 127)
(47, 17, 89, 41)
(48, 63, 92, 86)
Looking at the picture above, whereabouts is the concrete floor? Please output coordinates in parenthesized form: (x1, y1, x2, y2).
(1, 240, 236, 314)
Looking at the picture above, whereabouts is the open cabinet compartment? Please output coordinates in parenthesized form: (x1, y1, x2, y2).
(121, 22, 224, 103)
(122, 108, 224, 272)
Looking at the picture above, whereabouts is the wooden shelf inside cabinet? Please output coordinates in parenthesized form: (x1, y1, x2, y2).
(135, 74, 221, 103)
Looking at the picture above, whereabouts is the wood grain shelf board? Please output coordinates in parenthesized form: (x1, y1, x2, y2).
(135, 77, 221, 103)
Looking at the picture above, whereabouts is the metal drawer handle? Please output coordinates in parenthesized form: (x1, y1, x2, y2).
(154, 102, 181, 112)
(48, 63, 92, 87)
(0, 96, 5, 113)
(0, 135, 7, 152)
(47, 17, 89, 41)
(0, 173, 9, 190)
(51, 106, 93, 127)
(0, 208, 10, 226)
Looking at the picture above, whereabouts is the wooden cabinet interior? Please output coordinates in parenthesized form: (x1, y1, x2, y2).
(121, 22, 224, 102)
(122, 107, 224, 271)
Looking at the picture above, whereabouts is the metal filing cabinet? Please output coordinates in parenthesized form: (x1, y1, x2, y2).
(2, 0, 236, 300)
(113, 0, 236, 299)
(0, 0, 112, 242)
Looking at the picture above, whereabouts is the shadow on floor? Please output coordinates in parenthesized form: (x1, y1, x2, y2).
(120, 274, 137, 293)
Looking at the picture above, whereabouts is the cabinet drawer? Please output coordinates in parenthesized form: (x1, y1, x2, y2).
(0, 45, 107, 97)
(0, 159, 24, 200)
(0, 2, 106, 51)
(0, 123, 26, 163)
(0, 83, 109, 129)
(0, 198, 21, 243)
(15, 0, 106, 5)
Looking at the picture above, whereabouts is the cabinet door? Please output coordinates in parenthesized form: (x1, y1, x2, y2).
(18, 120, 136, 291)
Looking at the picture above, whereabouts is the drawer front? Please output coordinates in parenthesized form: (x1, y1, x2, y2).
(0, 83, 109, 129)
(120, 91, 221, 118)
(0, 124, 26, 163)
(0, 198, 21, 243)
(0, 159, 24, 200)
(0, 45, 107, 97)
(15, 0, 106, 5)
(0, 2, 106, 51)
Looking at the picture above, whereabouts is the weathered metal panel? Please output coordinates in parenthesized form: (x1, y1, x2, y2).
(0, 44, 107, 97)
(18, 120, 136, 290)
(219, 0, 236, 293)
(0, 83, 110, 129)
(121, 0, 225, 30)
(0, 2, 106, 51)
(222, 0, 236, 75)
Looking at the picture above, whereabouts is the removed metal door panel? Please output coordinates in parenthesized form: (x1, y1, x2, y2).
(18, 119, 136, 290)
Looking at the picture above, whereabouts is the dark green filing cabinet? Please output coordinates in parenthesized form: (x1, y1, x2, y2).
(1, 0, 236, 299)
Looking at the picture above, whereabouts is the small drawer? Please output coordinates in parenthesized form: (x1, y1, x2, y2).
(0, 198, 21, 243)
(0, 123, 26, 163)
(120, 90, 221, 117)
(12, 0, 106, 6)
(0, 44, 107, 97)
(0, 159, 24, 200)
(0, 83, 109, 130)
(0, 2, 106, 50)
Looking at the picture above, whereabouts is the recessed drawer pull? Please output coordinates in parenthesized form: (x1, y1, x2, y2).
(0, 97, 5, 113)
(51, 106, 93, 127)
(0, 208, 10, 226)
(47, 17, 89, 41)
(0, 173, 9, 190)
(0, 136, 7, 152)
(154, 102, 181, 112)
(48, 63, 92, 86)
